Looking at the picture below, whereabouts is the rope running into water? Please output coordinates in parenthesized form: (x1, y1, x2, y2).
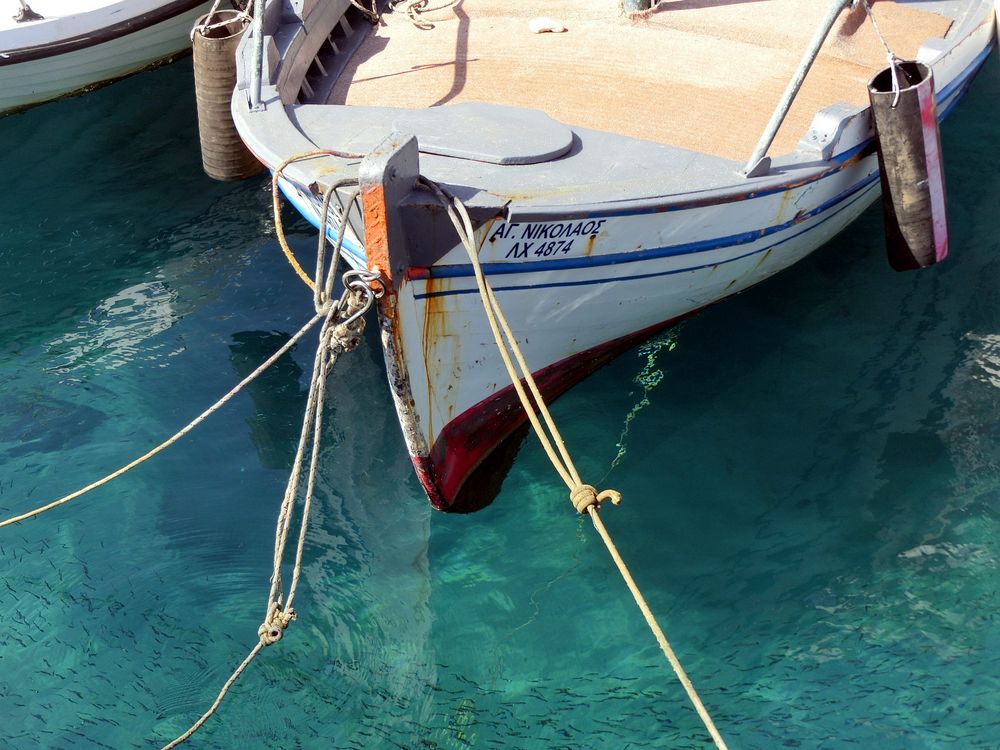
(0, 158, 366, 532)
(0, 160, 363, 532)
(0, 312, 323, 529)
(418, 177, 730, 750)
(0, 151, 374, 746)
(161, 303, 354, 749)
(160, 171, 379, 749)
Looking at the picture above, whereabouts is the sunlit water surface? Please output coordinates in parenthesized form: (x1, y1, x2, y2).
(1, 56, 999, 749)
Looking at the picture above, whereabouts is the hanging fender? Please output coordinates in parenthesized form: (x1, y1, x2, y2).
(867, 60, 949, 272)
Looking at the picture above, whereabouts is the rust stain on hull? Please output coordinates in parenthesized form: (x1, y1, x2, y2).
(421, 277, 444, 440)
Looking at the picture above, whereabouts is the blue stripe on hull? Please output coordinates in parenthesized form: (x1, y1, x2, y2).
(425, 170, 881, 281)
(281, 32, 993, 286)
(415, 178, 881, 300)
(410, 37, 996, 298)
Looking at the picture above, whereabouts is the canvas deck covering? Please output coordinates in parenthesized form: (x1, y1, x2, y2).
(329, 0, 952, 162)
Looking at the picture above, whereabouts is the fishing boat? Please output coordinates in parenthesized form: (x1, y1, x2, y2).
(230, 0, 998, 511)
(0, 0, 215, 115)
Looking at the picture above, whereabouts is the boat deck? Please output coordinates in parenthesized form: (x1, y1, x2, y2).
(329, 0, 952, 162)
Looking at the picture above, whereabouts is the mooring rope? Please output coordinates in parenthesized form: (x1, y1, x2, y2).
(161, 283, 374, 749)
(348, 0, 381, 24)
(0, 158, 368, 531)
(0, 151, 378, 747)
(161, 294, 372, 748)
(161, 169, 382, 748)
(189, 0, 253, 41)
(0, 158, 367, 530)
(418, 177, 730, 750)
(0, 312, 323, 529)
(404, 0, 435, 30)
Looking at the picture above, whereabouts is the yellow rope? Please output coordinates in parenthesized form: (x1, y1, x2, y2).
(271, 149, 363, 291)
(586, 507, 730, 750)
(421, 178, 730, 750)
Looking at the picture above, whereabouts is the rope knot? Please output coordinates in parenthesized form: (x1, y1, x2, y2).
(570, 484, 622, 514)
(258, 605, 296, 646)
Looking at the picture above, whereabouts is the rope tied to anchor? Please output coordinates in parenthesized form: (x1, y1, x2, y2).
(416, 177, 729, 750)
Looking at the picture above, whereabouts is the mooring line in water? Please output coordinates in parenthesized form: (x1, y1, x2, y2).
(0, 155, 379, 746)
(418, 177, 731, 750)
(0, 312, 324, 530)
(162, 287, 372, 749)
(0, 158, 364, 531)
(161, 170, 383, 749)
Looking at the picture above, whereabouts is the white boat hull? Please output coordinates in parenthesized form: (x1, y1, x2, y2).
(230, 0, 998, 509)
(373, 29, 997, 508)
(0, 0, 213, 114)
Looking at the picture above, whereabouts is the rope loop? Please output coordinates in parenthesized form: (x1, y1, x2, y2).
(570, 484, 622, 514)
(271, 151, 365, 292)
(347, 0, 380, 24)
(189, 0, 252, 41)
(405, 0, 434, 29)
(886, 52, 903, 108)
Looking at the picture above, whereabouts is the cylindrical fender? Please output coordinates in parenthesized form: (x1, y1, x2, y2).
(193, 10, 262, 181)
(868, 61, 948, 271)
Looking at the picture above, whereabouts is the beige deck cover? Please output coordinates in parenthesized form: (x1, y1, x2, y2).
(330, 0, 951, 161)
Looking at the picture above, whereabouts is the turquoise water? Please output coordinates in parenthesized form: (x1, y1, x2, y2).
(1, 55, 999, 749)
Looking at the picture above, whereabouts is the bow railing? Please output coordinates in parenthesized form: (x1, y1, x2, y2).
(742, 0, 855, 177)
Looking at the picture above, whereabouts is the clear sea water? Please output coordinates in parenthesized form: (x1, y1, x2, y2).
(1, 54, 999, 750)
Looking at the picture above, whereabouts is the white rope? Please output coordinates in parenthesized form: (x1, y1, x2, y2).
(160, 174, 378, 749)
(0, 153, 374, 748)
(0, 312, 323, 529)
(190, 0, 253, 41)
